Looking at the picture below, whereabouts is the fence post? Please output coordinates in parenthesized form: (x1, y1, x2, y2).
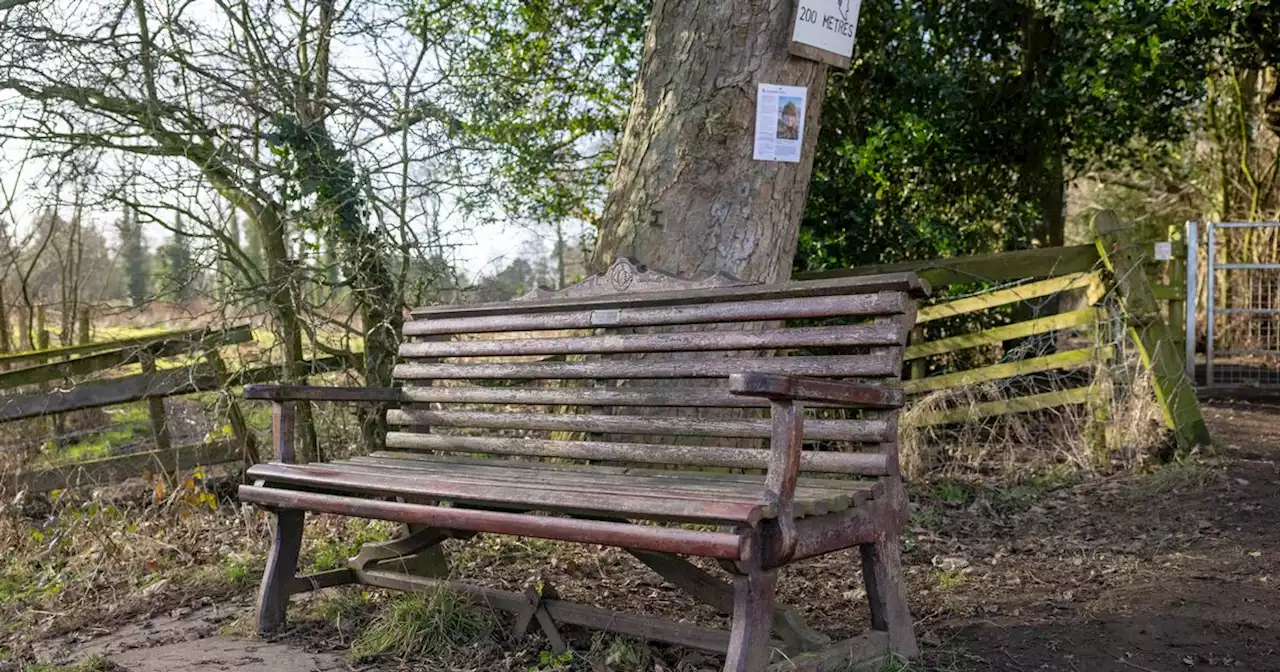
(1166, 224, 1186, 369)
(1093, 210, 1211, 450)
(139, 352, 173, 452)
(1184, 221, 1199, 379)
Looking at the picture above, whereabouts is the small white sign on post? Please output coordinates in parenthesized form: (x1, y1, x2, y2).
(754, 84, 807, 163)
(1154, 241, 1173, 261)
(791, 0, 862, 68)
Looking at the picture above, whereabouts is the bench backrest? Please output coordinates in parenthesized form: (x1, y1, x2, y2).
(391, 258, 927, 477)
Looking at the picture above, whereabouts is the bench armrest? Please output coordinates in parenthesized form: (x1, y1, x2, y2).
(728, 373, 904, 408)
(244, 384, 403, 403)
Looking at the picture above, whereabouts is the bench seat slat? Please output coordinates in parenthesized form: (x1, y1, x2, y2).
(246, 462, 772, 524)
(385, 409, 889, 442)
(393, 351, 900, 380)
(403, 294, 908, 336)
(383, 433, 892, 476)
(365, 451, 879, 495)
(341, 455, 859, 517)
(394, 385, 864, 408)
(311, 459, 815, 515)
(399, 324, 905, 358)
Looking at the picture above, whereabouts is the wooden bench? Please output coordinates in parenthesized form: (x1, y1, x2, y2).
(240, 258, 927, 671)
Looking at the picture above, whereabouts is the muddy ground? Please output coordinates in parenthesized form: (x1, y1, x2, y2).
(11, 401, 1280, 671)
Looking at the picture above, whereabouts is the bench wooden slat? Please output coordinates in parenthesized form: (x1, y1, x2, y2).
(317, 459, 809, 514)
(410, 272, 927, 319)
(393, 350, 900, 380)
(382, 433, 892, 476)
(393, 385, 856, 408)
(403, 293, 908, 336)
(366, 451, 879, 495)
(246, 462, 771, 524)
(334, 457, 849, 517)
(399, 324, 905, 359)
(385, 409, 890, 443)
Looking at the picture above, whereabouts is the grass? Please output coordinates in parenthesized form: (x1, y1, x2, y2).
(349, 588, 495, 661)
(933, 480, 973, 504)
(1143, 456, 1213, 495)
(305, 519, 395, 573)
(935, 568, 968, 590)
(23, 654, 122, 671)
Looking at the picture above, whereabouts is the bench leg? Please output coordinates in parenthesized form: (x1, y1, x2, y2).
(859, 534, 918, 658)
(723, 563, 778, 672)
(256, 509, 305, 633)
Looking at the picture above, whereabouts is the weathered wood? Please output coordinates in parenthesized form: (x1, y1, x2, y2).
(360, 451, 878, 504)
(795, 244, 1101, 288)
(383, 434, 892, 476)
(905, 308, 1103, 361)
(386, 409, 891, 443)
(272, 402, 296, 463)
(356, 568, 751, 653)
(0, 324, 254, 391)
(287, 568, 357, 595)
(245, 384, 405, 403)
(908, 385, 1094, 427)
(256, 509, 304, 633)
(400, 324, 905, 359)
(411, 272, 927, 319)
(394, 351, 900, 380)
(238, 485, 744, 559)
(724, 534, 779, 672)
(0, 356, 348, 423)
(404, 293, 909, 336)
(139, 353, 172, 452)
(1093, 210, 1211, 448)
(630, 550, 830, 651)
(0, 324, 252, 370)
(763, 401, 803, 561)
(860, 535, 918, 657)
(904, 347, 1108, 395)
(916, 273, 1099, 324)
(338, 456, 852, 518)
(6, 440, 239, 494)
(730, 373, 905, 408)
(244, 464, 772, 524)
(382, 385, 857, 409)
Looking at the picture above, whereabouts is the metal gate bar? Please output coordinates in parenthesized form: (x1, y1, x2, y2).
(1198, 220, 1280, 388)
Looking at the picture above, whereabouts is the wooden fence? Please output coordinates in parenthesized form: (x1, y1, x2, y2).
(0, 325, 348, 494)
(799, 210, 1208, 449)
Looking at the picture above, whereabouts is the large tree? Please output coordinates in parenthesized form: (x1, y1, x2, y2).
(592, 1, 829, 282)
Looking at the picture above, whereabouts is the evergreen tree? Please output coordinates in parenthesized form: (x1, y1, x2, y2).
(159, 217, 198, 302)
(116, 210, 149, 308)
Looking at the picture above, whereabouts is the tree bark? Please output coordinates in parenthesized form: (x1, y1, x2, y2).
(593, 0, 828, 283)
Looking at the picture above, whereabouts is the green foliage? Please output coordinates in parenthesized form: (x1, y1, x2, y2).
(799, 0, 1231, 273)
(349, 588, 494, 660)
(529, 649, 575, 671)
(24, 654, 122, 672)
(410, 0, 647, 227)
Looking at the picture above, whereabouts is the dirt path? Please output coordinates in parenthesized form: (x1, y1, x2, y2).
(911, 401, 1280, 671)
(23, 401, 1280, 672)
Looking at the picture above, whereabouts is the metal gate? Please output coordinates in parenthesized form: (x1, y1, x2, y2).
(1188, 221, 1280, 388)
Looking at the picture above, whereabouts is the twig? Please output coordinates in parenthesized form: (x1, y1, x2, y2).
(1117, 657, 1163, 672)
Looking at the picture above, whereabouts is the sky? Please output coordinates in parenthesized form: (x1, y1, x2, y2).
(0, 0, 595, 282)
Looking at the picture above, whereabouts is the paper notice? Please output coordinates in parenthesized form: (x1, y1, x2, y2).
(754, 84, 807, 163)
(1154, 241, 1173, 261)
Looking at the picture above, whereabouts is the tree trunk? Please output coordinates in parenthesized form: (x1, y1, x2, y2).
(592, 0, 828, 283)
(259, 207, 320, 462)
